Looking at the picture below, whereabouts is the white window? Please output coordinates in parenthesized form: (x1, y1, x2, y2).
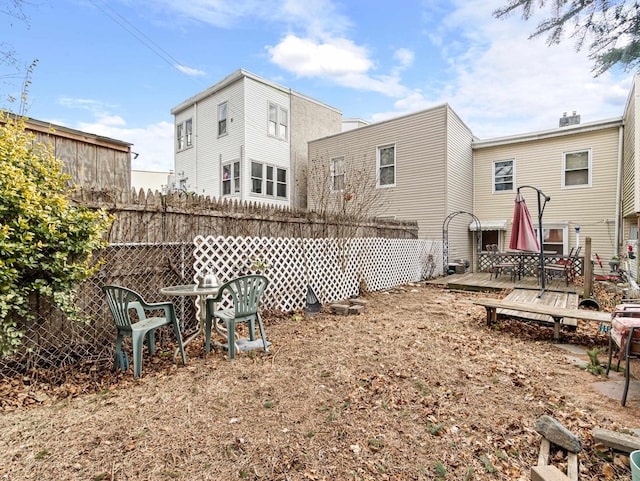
(251, 161, 287, 198)
(331, 156, 345, 191)
(563, 150, 591, 188)
(268, 102, 288, 140)
(222, 161, 240, 196)
(185, 119, 192, 147)
(535, 225, 568, 255)
(176, 118, 193, 151)
(176, 123, 184, 151)
(377, 144, 395, 187)
(251, 162, 263, 194)
(218, 102, 227, 136)
(276, 168, 287, 198)
(493, 159, 514, 192)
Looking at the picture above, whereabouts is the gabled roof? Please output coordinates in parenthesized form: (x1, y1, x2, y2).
(472, 117, 623, 149)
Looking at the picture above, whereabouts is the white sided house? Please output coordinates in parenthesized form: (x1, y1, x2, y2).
(171, 69, 342, 209)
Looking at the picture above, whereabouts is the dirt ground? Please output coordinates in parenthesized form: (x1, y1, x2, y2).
(1, 283, 639, 481)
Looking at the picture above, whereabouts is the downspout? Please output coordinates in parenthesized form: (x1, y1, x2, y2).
(194, 101, 198, 193)
(615, 124, 624, 256)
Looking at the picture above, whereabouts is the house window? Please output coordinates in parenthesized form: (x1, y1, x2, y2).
(266, 166, 274, 196)
(185, 119, 192, 147)
(493, 159, 514, 192)
(268, 102, 288, 140)
(331, 156, 345, 191)
(377, 144, 395, 187)
(218, 102, 227, 136)
(251, 161, 287, 198)
(176, 118, 193, 151)
(563, 150, 590, 187)
(222, 161, 240, 196)
(251, 162, 263, 194)
(276, 168, 287, 198)
(176, 123, 184, 151)
(535, 226, 568, 255)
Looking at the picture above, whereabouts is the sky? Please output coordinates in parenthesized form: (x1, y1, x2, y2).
(1, 0, 635, 172)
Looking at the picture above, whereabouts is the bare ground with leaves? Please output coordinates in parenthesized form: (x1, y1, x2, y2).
(0, 283, 639, 481)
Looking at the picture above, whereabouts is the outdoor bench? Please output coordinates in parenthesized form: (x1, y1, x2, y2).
(473, 298, 611, 342)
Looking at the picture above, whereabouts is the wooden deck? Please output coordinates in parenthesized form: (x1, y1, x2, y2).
(427, 272, 584, 326)
(427, 272, 582, 296)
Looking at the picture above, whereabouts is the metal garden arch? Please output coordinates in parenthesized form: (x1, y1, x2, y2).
(442, 211, 482, 273)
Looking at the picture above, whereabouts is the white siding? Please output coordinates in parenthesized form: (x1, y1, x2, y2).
(243, 78, 291, 207)
(174, 105, 197, 193)
(196, 79, 246, 197)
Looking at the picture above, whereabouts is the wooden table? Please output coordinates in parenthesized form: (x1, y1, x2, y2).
(474, 298, 611, 341)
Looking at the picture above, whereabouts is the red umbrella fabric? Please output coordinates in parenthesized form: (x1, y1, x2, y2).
(509, 192, 540, 252)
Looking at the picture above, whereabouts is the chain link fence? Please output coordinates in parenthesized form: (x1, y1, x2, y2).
(0, 243, 196, 379)
(1, 238, 443, 379)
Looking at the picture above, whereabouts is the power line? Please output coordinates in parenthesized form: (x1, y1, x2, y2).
(88, 0, 202, 80)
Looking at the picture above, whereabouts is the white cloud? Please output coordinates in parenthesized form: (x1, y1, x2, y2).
(76, 119, 174, 171)
(371, 0, 634, 138)
(267, 35, 372, 77)
(393, 48, 414, 69)
(175, 64, 206, 76)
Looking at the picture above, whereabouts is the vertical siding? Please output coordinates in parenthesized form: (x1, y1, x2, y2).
(290, 94, 342, 210)
(308, 105, 452, 238)
(445, 107, 475, 263)
(31, 129, 130, 191)
(474, 127, 621, 260)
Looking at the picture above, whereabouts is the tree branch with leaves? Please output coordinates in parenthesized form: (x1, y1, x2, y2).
(494, 0, 640, 75)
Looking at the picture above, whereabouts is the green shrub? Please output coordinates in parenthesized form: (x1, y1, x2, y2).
(0, 114, 112, 355)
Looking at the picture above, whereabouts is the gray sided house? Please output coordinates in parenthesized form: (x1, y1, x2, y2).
(16, 117, 132, 191)
(473, 117, 623, 264)
(307, 104, 475, 263)
(171, 69, 342, 209)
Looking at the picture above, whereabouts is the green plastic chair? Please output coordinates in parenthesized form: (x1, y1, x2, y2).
(102, 285, 187, 378)
(204, 275, 269, 359)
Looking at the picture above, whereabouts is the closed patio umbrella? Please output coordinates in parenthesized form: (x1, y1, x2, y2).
(509, 192, 540, 252)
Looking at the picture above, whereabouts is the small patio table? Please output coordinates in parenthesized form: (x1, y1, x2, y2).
(160, 284, 221, 361)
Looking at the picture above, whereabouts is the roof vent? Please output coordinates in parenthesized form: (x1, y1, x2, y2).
(559, 111, 580, 127)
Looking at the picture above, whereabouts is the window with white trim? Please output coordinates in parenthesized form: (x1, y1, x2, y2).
(493, 159, 514, 192)
(251, 161, 287, 198)
(563, 150, 590, 187)
(176, 118, 193, 151)
(268, 102, 288, 140)
(534, 225, 568, 255)
(218, 102, 227, 136)
(222, 161, 240, 196)
(331, 156, 345, 191)
(377, 144, 395, 187)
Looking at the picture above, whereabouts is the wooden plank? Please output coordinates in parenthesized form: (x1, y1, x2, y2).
(538, 438, 551, 466)
(592, 428, 640, 453)
(531, 465, 571, 481)
(474, 298, 611, 324)
(566, 453, 578, 481)
(499, 290, 579, 327)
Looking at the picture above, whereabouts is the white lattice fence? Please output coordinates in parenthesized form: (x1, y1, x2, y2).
(194, 235, 443, 311)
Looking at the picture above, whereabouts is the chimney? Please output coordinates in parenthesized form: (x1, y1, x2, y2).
(559, 111, 580, 127)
